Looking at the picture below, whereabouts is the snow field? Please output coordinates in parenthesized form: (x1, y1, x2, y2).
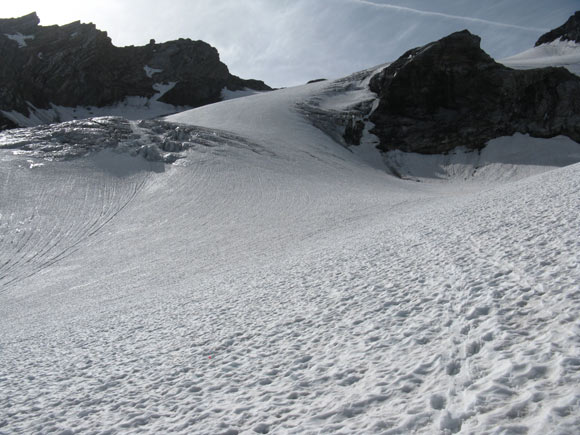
(1, 155, 578, 433)
(1, 45, 580, 433)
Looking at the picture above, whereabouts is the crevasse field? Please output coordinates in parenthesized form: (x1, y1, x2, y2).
(1, 41, 580, 434)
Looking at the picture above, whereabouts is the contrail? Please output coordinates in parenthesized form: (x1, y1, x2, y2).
(350, 0, 549, 33)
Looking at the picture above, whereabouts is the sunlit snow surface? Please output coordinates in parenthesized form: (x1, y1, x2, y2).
(1, 47, 580, 434)
(501, 39, 580, 76)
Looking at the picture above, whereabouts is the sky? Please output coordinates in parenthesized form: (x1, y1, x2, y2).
(1, 0, 578, 87)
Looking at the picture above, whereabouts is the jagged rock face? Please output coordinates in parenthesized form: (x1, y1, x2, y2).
(0, 12, 39, 34)
(0, 13, 270, 128)
(536, 11, 580, 46)
(369, 30, 580, 154)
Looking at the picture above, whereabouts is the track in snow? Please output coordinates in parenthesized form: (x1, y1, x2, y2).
(0, 153, 152, 291)
(1, 159, 578, 434)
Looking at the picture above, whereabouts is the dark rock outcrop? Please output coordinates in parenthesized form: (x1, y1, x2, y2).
(0, 12, 270, 129)
(0, 12, 40, 34)
(536, 11, 580, 46)
(296, 69, 376, 148)
(369, 30, 580, 154)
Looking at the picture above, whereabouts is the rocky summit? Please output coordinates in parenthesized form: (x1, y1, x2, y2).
(536, 10, 580, 46)
(368, 30, 580, 154)
(0, 13, 270, 130)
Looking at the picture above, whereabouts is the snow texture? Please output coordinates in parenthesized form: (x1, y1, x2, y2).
(1, 43, 580, 434)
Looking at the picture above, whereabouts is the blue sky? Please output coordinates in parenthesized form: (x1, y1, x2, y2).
(2, 0, 578, 87)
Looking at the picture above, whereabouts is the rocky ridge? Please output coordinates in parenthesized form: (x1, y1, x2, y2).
(296, 13, 580, 156)
(535, 11, 580, 46)
(0, 13, 270, 130)
(367, 30, 580, 154)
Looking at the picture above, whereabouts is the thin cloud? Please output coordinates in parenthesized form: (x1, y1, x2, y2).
(349, 0, 549, 32)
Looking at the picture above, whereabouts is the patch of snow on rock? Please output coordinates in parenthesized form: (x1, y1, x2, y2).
(0, 82, 184, 128)
(151, 81, 176, 100)
(3, 32, 35, 48)
(143, 65, 162, 78)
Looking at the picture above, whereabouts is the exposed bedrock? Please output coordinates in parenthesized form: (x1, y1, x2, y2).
(0, 13, 270, 129)
(368, 30, 580, 154)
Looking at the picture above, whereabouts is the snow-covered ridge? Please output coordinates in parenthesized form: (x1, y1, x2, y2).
(169, 59, 580, 182)
(3, 37, 580, 182)
(501, 38, 580, 76)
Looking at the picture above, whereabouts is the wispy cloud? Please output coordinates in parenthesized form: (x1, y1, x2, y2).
(349, 0, 549, 32)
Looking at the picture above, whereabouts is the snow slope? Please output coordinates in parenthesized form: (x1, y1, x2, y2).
(0, 84, 264, 129)
(1, 46, 580, 434)
(501, 39, 580, 76)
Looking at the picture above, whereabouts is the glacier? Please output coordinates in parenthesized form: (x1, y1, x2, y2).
(0, 41, 579, 434)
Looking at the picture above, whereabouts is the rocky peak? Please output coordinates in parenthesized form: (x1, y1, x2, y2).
(374, 30, 495, 79)
(368, 30, 580, 154)
(0, 12, 40, 34)
(370, 30, 501, 117)
(535, 11, 580, 46)
(0, 13, 270, 129)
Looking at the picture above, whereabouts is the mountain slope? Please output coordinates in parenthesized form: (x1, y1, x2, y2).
(1, 28, 580, 435)
(367, 30, 580, 154)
